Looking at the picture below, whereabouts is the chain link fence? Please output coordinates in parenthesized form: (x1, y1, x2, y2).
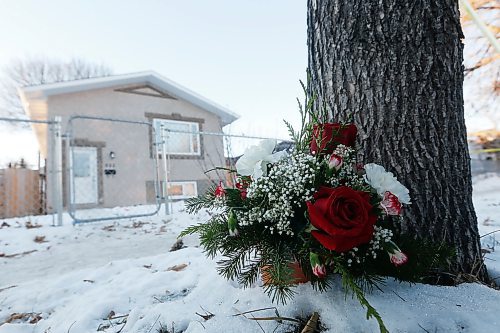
(154, 124, 290, 215)
(0, 115, 289, 225)
(66, 116, 162, 223)
(65, 116, 288, 224)
(2, 113, 498, 225)
(0, 117, 61, 223)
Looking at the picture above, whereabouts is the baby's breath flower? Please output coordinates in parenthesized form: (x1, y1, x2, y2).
(245, 152, 320, 235)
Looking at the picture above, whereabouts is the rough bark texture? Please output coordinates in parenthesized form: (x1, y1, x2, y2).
(307, 0, 487, 280)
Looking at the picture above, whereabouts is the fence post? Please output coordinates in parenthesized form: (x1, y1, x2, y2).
(51, 116, 63, 226)
(64, 130, 73, 223)
(161, 125, 171, 215)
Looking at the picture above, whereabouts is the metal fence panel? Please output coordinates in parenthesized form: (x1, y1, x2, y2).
(157, 126, 290, 213)
(4, 113, 496, 226)
(66, 116, 162, 224)
(0, 117, 61, 223)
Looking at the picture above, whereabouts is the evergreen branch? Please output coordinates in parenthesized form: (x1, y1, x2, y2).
(185, 185, 217, 213)
(299, 78, 308, 98)
(178, 223, 206, 238)
(199, 218, 228, 258)
(289, 79, 318, 153)
(355, 273, 386, 294)
(284, 119, 298, 143)
(179, 216, 228, 258)
(337, 266, 388, 333)
(217, 250, 248, 281)
(259, 241, 299, 305)
(296, 97, 304, 122)
(224, 188, 248, 210)
(262, 263, 297, 305)
(238, 257, 261, 287)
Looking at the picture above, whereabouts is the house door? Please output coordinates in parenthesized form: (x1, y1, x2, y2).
(71, 147, 98, 205)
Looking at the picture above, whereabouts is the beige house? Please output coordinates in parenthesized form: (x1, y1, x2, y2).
(18, 71, 239, 211)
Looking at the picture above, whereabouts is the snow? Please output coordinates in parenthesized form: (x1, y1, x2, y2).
(1, 178, 500, 332)
(474, 175, 500, 281)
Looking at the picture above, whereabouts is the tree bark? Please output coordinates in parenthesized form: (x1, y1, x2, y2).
(307, 0, 487, 281)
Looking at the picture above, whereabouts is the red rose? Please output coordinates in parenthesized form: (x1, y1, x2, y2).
(307, 186, 377, 252)
(310, 123, 357, 155)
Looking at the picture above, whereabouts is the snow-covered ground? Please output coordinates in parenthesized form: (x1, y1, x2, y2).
(1, 177, 500, 333)
(473, 175, 500, 281)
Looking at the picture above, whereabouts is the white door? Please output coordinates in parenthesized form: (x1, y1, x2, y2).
(71, 147, 98, 205)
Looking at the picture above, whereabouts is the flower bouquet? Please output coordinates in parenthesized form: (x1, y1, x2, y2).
(181, 96, 450, 332)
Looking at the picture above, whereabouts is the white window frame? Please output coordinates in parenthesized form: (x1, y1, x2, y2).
(153, 118, 201, 156)
(166, 181, 198, 199)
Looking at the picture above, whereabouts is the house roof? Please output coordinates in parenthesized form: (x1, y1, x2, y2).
(18, 71, 240, 125)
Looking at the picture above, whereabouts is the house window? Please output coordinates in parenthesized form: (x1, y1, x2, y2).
(153, 119, 200, 155)
(165, 181, 198, 199)
(73, 152, 91, 178)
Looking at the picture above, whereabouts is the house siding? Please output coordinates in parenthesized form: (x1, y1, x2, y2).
(44, 85, 225, 209)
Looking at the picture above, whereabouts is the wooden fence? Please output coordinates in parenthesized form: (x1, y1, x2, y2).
(0, 168, 45, 219)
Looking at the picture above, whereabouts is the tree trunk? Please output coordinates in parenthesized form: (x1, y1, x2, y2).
(307, 0, 488, 281)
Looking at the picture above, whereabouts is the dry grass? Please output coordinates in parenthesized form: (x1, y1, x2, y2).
(1, 312, 42, 325)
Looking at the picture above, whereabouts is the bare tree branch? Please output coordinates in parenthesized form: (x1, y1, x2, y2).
(0, 56, 112, 118)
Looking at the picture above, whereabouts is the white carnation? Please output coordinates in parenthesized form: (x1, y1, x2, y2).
(364, 163, 411, 204)
(235, 139, 287, 180)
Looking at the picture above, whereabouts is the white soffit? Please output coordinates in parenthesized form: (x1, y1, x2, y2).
(19, 71, 239, 125)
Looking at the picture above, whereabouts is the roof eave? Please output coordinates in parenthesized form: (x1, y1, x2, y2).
(19, 71, 240, 125)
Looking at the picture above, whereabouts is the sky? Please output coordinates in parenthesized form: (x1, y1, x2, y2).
(0, 0, 497, 140)
(0, 0, 308, 139)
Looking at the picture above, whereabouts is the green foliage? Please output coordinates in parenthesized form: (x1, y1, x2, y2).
(284, 78, 317, 153)
(185, 185, 218, 214)
(182, 188, 453, 333)
(379, 236, 455, 283)
(181, 78, 454, 333)
(336, 265, 388, 333)
(262, 263, 298, 305)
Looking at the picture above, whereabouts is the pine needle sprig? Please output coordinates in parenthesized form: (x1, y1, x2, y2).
(217, 248, 255, 282)
(258, 240, 300, 305)
(336, 265, 388, 333)
(198, 218, 228, 258)
(287, 79, 318, 153)
(185, 185, 218, 214)
(237, 256, 262, 287)
(284, 119, 299, 145)
(262, 262, 298, 305)
(177, 223, 205, 239)
(179, 216, 227, 258)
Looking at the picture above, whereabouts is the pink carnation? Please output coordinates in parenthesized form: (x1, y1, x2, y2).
(328, 154, 343, 171)
(312, 263, 327, 278)
(310, 252, 327, 278)
(380, 191, 402, 215)
(389, 250, 408, 266)
(215, 182, 225, 197)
